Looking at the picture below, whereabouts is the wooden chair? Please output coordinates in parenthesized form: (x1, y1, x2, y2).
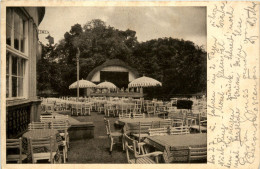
(104, 118, 124, 154)
(50, 121, 69, 163)
(128, 103, 136, 113)
(148, 127, 168, 136)
(135, 100, 142, 113)
(71, 103, 77, 116)
(97, 103, 105, 113)
(188, 146, 207, 163)
(76, 103, 83, 116)
(40, 115, 54, 123)
(124, 134, 163, 164)
(117, 103, 128, 115)
(131, 122, 151, 154)
(82, 103, 91, 116)
(105, 104, 116, 117)
(28, 122, 49, 130)
(29, 136, 57, 163)
(170, 126, 190, 135)
(159, 119, 172, 128)
(6, 138, 27, 163)
(172, 119, 184, 127)
(119, 113, 131, 119)
(146, 103, 155, 117)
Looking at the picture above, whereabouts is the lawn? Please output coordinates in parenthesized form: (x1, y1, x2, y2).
(59, 111, 127, 163)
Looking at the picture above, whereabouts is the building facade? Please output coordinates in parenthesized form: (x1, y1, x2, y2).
(5, 7, 45, 138)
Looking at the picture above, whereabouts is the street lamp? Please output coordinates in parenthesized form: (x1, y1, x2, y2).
(76, 47, 80, 102)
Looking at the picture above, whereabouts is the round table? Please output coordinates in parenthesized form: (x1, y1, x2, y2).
(22, 129, 62, 163)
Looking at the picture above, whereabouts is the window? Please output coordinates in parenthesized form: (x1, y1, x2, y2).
(6, 7, 28, 99)
(6, 53, 26, 98)
(6, 8, 26, 53)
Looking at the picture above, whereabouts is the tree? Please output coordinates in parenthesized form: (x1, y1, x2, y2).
(37, 19, 207, 99)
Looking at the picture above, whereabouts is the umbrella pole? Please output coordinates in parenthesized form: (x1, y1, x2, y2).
(76, 48, 80, 102)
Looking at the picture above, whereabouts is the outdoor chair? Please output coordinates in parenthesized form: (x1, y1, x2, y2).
(82, 103, 91, 116)
(28, 122, 49, 130)
(127, 103, 136, 113)
(188, 146, 207, 163)
(71, 103, 77, 116)
(105, 104, 116, 117)
(172, 119, 184, 127)
(135, 100, 142, 113)
(119, 113, 131, 119)
(131, 122, 151, 154)
(117, 103, 128, 115)
(29, 136, 57, 164)
(50, 121, 69, 162)
(148, 127, 169, 136)
(55, 102, 62, 111)
(97, 103, 105, 114)
(6, 138, 27, 163)
(146, 104, 155, 117)
(159, 119, 172, 128)
(104, 118, 124, 154)
(124, 134, 163, 164)
(170, 126, 190, 135)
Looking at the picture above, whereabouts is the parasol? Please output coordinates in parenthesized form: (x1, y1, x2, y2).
(128, 76, 162, 88)
(97, 81, 117, 89)
(69, 79, 96, 89)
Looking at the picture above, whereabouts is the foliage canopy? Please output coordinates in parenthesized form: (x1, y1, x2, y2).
(37, 19, 206, 99)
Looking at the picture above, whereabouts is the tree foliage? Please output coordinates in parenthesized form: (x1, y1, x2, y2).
(37, 19, 206, 99)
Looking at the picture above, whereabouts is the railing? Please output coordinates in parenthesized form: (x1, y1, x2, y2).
(6, 99, 42, 138)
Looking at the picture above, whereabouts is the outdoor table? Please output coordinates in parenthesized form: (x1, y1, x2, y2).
(22, 129, 63, 163)
(41, 103, 55, 112)
(190, 125, 207, 133)
(118, 117, 165, 126)
(144, 133, 207, 163)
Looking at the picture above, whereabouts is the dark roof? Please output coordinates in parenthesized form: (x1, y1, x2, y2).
(38, 7, 45, 25)
(87, 59, 139, 81)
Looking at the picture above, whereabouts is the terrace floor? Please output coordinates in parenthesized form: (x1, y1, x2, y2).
(56, 110, 127, 163)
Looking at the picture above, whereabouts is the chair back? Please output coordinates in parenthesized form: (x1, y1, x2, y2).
(104, 118, 111, 135)
(28, 122, 49, 130)
(29, 136, 54, 164)
(6, 138, 23, 163)
(124, 134, 139, 163)
(54, 115, 69, 122)
(188, 146, 207, 162)
(149, 127, 168, 136)
(119, 113, 131, 119)
(132, 113, 144, 118)
(170, 126, 190, 135)
(40, 115, 54, 123)
(159, 119, 172, 128)
(172, 119, 184, 127)
(51, 121, 69, 130)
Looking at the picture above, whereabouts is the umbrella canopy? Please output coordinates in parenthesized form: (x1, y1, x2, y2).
(97, 81, 117, 89)
(128, 76, 162, 88)
(69, 79, 96, 89)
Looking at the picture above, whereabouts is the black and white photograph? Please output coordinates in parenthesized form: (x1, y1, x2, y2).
(5, 6, 207, 164)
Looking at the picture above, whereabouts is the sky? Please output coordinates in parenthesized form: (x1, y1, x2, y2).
(39, 7, 206, 48)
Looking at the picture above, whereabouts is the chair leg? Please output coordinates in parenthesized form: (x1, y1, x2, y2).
(110, 137, 114, 153)
(122, 135, 125, 151)
(63, 146, 66, 163)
